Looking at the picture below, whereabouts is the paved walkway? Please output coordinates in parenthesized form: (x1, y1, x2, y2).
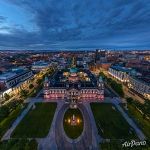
(2, 102, 34, 140)
(112, 98, 146, 140)
(38, 101, 64, 150)
(103, 97, 125, 104)
(100, 97, 145, 140)
(88, 97, 146, 141)
(55, 103, 94, 150)
(83, 102, 102, 149)
(1, 90, 45, 141)
(83, 103, 103, 144)
(2, 94, 145, 149)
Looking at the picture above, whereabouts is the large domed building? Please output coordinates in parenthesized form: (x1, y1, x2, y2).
(68, 67, 79, 82)
(44, 57, 104, 102)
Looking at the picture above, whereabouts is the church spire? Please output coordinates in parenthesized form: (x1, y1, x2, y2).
(72, 57, 76, 68)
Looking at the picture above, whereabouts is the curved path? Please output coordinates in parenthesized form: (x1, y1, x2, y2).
(55, 104, 93, 150)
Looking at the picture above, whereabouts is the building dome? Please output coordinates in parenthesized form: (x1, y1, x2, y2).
(44, 76, 49, 82)
(70, 67, 78, 73)
(99, 76, 103, 82)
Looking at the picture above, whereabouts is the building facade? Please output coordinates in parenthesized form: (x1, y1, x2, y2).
(108, 65, 150, 100)
(32, 61, 50, 72)
(108, 66, 130, 83)
(44, 67, 104, 102)
(0, 68, 33, 100)
(128, 76, 150, 100)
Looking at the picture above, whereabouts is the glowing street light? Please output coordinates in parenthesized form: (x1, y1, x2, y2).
(68, 118, 71, 123)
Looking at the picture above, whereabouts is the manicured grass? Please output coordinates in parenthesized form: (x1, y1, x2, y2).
(12, 103, 57, 138)
(100, 142, 123, 150)
(0, 139, 37, 150)
(127, 104, 150, 139)
(0, 105, 23, 139)
(63, 108, 84, 139)
(90, 103, 137, 139)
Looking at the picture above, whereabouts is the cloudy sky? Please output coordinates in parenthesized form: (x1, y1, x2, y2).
(0, 0, 150, 50)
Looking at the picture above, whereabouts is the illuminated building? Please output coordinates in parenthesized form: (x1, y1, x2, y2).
(32, 61, 50, 72)
(128, 76, 150, 100)
(44, 58, 104, 102)
(108, 66, 131, 83)
(0, 68, 33, 100)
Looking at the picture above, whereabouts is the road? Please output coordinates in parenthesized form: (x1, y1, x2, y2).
(104, 84, 117, 98)
(55, 104, 94, 150)
(1, 67, 55, 106)
(38, 101, 64, 150)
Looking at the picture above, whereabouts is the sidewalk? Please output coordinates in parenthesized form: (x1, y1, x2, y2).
(2, 102, 34, 141)
(84, 102, 102, 149)
(113, 98, 146, 141)
(38, 101, 64, 150)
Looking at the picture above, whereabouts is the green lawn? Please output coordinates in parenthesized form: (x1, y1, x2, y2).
(63, 108, 84, 139)
(0, 139, 37, 150)
(12, 103, 57, 138)
(0, 105, 24, 139)
(90, 103, 137, 139)
(127, 104, 150, 139)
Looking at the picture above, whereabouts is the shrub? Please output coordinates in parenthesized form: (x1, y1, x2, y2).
(20, 89, 28, 98)
(4, 93, 10, 101)
(29, 84, 34, 89)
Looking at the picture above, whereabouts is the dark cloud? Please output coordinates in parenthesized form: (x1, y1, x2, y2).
(0, 15, 7, 23)
(1, 0, 150, 49)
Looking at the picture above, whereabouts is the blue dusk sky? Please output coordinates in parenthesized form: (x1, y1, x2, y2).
(0, 0, 150, 50)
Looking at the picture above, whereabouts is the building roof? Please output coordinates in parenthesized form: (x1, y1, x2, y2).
(69, 67, 78, 73)
(0, 72, 16, 80)
(111, 66, 132, 73)
(49, 68, 98, 89)
(131, 76, 150, 86)
(0, 68, 30, 81)
(32, 61, 49, 67)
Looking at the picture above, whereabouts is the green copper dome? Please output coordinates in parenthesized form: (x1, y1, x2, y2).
(70, 67, 78, 73)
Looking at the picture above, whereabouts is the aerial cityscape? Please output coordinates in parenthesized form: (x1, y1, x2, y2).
(0, 0, 150, 150)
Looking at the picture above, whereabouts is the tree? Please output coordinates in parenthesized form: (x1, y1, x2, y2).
(126, 97, 133, 104)
(36, 79, 42, 85)
(29, 84, 34, 89)
(0, 105, 9, 121)
(143, 100, 150, 117)
(20, 89, 28, 97)
(109, 80, 124, 97)
(4, 93, 10, 100)
(99, 72, 106, 79)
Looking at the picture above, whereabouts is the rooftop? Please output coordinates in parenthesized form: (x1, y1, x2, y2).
(49, 69, 97, 89)
(133, 76, 150, 86)
(32, 61, 49, 67)
(69, 67, 78, 73)
(0, 72, 16, 80)
(111, 66, 132, 73)
(0, 68, 30, 81)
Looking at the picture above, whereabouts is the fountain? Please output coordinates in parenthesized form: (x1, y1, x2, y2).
(63, 108, 83, 139)
(67, 114, 80, 126)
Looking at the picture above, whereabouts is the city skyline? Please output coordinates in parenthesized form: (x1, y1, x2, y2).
(0, 0, 150, 50)
(0, 50, 149, 149)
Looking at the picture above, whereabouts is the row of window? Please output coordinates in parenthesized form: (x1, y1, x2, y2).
(6, 72, 32, 87)
(48, 89, 100, 94)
